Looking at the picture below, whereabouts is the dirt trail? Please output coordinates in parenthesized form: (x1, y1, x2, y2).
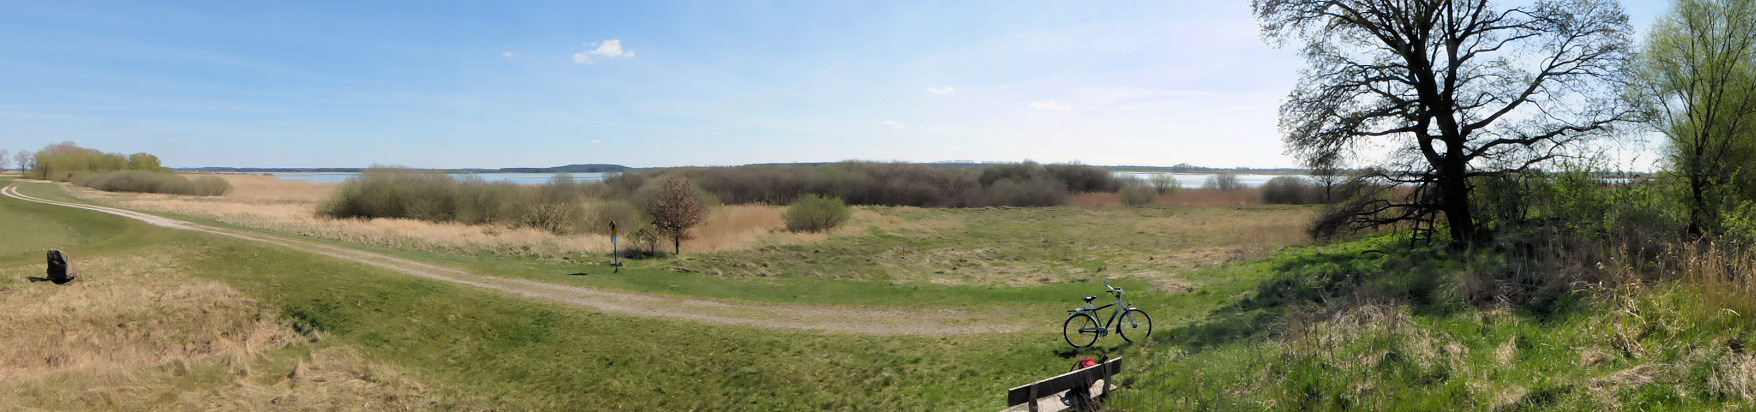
(3, 183, 1031, 335)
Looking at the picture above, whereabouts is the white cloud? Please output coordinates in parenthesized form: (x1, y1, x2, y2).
(502, 51, 514, 58)
(1029, 99, 1072, 111)
(928, 86, 955, 94)
(880, 120, 907, 129)
(591, 139, 602, 144)
(573, 39, 634, 64)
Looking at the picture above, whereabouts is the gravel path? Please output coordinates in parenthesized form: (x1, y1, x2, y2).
(3, 183, 1032, 335)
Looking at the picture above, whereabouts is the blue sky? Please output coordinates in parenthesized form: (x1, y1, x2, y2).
(1, 1, 1670, 169)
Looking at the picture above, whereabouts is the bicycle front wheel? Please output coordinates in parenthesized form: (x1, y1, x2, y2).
(1064, 313, 1101, 347)
(1118, 309, 1153, 343)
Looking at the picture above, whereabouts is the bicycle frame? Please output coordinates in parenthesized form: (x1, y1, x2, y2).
(1070, 294, 1131, 335)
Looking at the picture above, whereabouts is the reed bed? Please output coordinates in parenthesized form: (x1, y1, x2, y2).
(207, 173, 338, 203)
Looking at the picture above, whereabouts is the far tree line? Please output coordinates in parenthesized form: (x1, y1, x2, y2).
(3, 142, 231, 196)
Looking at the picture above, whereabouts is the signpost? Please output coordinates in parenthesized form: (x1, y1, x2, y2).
(609, 220, 620, 273)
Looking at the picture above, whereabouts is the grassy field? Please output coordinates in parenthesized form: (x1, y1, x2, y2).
(22, 173, 1750, 410)
(679, 205, 1311, 286)
(71, 174, 1313, 289)
(5, 177, 1275, 410)
(1102, 236, 1756, 410)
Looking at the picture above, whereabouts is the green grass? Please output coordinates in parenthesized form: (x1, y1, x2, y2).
(676, 205, 1310, 285)
(1109, 236, 1756, 410)
(0, 177, 151, 264)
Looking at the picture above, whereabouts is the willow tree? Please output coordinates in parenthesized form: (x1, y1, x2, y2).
(1255, 0, 1633, 245)
(1631, 0, 1756, 236)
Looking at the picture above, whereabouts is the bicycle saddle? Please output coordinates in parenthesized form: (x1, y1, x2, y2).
(1083, 296, 1097, 303)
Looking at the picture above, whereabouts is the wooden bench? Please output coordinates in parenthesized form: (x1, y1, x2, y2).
(1003, 356, 1122, 412)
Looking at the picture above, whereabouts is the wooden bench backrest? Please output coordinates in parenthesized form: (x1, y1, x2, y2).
(1005, 357, 1123, 406)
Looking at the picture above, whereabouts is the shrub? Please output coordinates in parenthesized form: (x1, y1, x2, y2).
(319, 166, 611, 235)
(73, 170, 231, 196)
(1205, 172, 1245, 191)
(626, 226, 664, 257)
(453, 178, 525, 225)
(1119, 184, 1158, 206)
(985, 177, 1070, 207)
(1260, 176, 1322, 204)
(321, 167, 462, 222)
(784, 194, 852, 232)
(1044, 162, 1122, 192)
(520, 200, 582, 235)
(584, 200, 650, 235)
(191, 175, 232, 196)
(1150, 174, 1181, 194)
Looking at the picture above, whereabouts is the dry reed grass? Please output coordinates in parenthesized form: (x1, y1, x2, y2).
(0, 250, 453, 410)
(1668, 242, 1756, 310)
(200, 173, 338, 203)
(0, 254, 304, 380)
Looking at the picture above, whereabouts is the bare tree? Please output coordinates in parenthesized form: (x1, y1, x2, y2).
(1255, 0, 1633, 246)
(1149, 174, 1181, 194)
(1310, 163, 1343, 204)
(15, 150, 34, 178)
(1631, 0, 1756, 235)
(649, 176, 709, 255)
(0, 149, 10, 173)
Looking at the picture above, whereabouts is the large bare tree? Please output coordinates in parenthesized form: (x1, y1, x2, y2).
(1631, 0, 1756, 236)
(1256, 0, 1633, 245)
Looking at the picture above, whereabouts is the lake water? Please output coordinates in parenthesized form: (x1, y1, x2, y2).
(1111, 172, 1314, 189)
(270, 171, 1311, 189)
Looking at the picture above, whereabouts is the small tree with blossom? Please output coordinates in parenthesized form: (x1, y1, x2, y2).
(649, 176, 709, 255)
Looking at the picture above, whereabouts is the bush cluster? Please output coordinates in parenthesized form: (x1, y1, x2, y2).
(320, 167, 599, 234)
(784, 194, 852, 232)
(1150, 174, 1181, 194)
(73, 171, 232, 196)
(1258, 176, 1326, 205)
(1119, 184, 1158, 207)
(611, 161, 1120, 208)
(978, 161, 1121, 193)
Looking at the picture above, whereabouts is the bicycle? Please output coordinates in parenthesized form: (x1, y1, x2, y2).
(1064, 281, 1152, 347)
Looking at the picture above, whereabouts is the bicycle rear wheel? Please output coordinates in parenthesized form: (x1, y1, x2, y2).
(1063, 313, 1101, 347)
(1118, 309, 1153, 343)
